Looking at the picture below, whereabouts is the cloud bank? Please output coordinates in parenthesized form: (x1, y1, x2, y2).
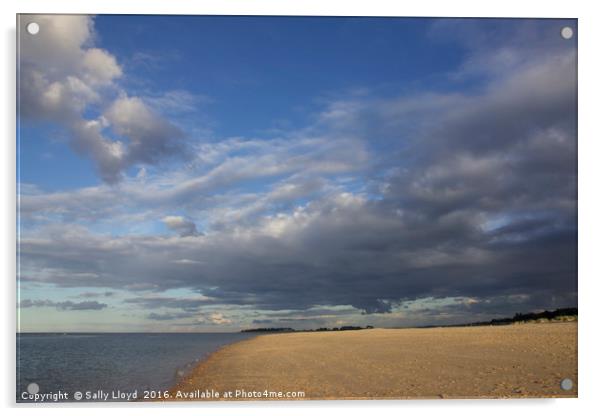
(19, 299, 108, 311)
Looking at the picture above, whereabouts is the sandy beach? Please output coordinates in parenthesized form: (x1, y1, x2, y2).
(169, 322, 577, 400)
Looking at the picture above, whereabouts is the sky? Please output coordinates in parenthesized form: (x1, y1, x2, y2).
(17, 15, 577, 332)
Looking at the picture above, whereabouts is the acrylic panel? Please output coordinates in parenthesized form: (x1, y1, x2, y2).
(16, 14, 578, 403)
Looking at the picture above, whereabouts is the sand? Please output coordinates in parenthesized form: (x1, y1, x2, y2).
(169, 322, 577, 400)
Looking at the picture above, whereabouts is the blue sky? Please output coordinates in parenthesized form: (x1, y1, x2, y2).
(20, 16, 469, 190)
(18, 15, 577, 332)
(96, 16, 465, 136)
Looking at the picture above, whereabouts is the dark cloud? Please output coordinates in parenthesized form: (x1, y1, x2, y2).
(19, 299, 107, 311)
(252, 319, 274, 325)
(162, 216, 201, 237)
(104, 96, 187, 168)
(77, 291, 114, 298)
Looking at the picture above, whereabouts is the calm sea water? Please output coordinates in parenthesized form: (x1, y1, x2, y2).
(17, 332, 256, 402)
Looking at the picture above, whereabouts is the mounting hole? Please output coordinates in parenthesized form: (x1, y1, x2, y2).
(27, 382, 40, 394)
(560, 378, 573, 391)
(560, 26, 574, 40)
(26, 22, 40, 35)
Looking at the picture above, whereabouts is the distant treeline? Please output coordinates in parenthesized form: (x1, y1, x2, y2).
(241, 325, 374, 333)
(242, 308, 577, 333)
(418, 307, 578, 329)
(241, 327, 294, 333)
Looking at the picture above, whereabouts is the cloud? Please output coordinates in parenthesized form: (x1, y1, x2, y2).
(19, 15, 96, 80)
(252, 319, 275, 325)
(171, 259, 204, 265)
(19, 15, 189, 183)
(18, 179, 576, 316)
(124, 296, 212, 311)
(208, 313, 232, 325)
(19, 299, 108, 311)
(147, 311, 194, 321)
(104, 96, 185, 166)
(81, 48, 123, 85)
(143, 90, 211, 114)
(143, 307, 231, 325)
(18, 134, 365, 230)
(162, 216, 201, 237)
(77, 291, 114, 298)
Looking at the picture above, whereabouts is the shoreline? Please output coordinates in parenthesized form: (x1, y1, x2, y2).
(164, 322, 577, 401)
(171, 334, 262, 388)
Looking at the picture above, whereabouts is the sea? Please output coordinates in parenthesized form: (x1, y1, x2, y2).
(16, 332, 257, 402)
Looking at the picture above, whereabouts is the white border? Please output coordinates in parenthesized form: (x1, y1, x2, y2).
(2, 1, 601, 415)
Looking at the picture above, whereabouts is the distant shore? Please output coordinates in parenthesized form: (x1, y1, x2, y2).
(167, 322, 577, 400)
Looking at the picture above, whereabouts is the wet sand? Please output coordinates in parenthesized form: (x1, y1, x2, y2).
(169, 322, 577, 400)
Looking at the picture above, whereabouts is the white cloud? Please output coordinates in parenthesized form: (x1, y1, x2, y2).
(19, 15, 188, 183)
(82, 48, 123, 85)
(209, 313, 232, 325)
(171, 259, 204, 265)
(20, 15, 95, 78)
